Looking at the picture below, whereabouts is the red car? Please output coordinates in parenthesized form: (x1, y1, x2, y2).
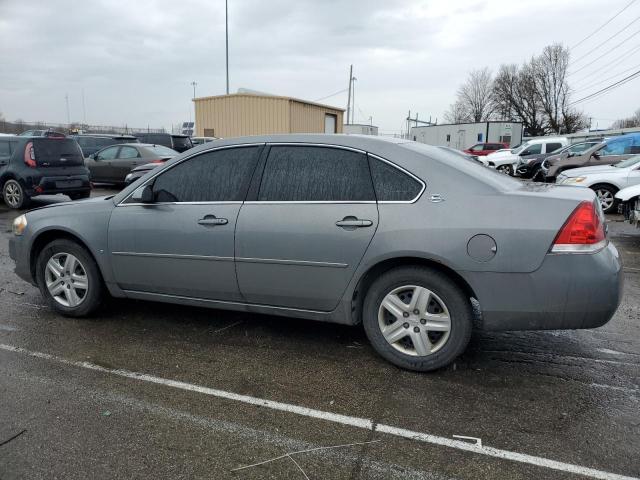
(463, 142, 509, 157)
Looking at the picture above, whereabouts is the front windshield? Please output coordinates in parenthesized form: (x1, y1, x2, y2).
(511, 142, 529, 154)
(613, 155, 640, 168)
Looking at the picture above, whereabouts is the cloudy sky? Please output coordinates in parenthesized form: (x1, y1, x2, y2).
(0, 0, 638, 134)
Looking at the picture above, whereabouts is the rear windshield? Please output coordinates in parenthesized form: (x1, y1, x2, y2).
(172, 136, 193, 150)
(32, 138, 84, 167)
(148, 145, 178, 156)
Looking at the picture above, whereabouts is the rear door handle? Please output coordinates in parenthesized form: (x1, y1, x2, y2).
(335, 217, 373, 228)
(198, 215, 228, 226)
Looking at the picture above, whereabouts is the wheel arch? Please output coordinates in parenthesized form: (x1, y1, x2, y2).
(350, 256, 478, 325)
(590, 182, 620, 192)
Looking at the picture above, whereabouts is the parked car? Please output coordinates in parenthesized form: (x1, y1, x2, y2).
(516, 141, 600, 180)
(544, 133, 640, 181)
(0, 135, 90, 209)
(463, 142, 509, 157)
(86, 143, 178, 184)
(483, 137, 568, 175)
(134, 133, 193, 153)
(70, 134, 139, 157)
(8, 135, 622, 372)
(191, 136, 218, 146)
(124, 162, 163, 185)
(556, 155, 640, 213)
(615, 184, 640, 227)
(18, 130, 66, 138)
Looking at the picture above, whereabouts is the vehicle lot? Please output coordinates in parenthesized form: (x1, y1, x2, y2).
(0, 189, 639, 479)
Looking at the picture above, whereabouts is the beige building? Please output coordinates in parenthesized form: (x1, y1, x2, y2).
(193, 93, 344, 138)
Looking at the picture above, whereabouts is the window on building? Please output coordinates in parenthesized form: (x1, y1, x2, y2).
(151, 146, 260, 202)
(477, 133, 483, 142)
(368, 156, 422, 202)
(258, 146, 374, 201)
(446, 134, 451, 142)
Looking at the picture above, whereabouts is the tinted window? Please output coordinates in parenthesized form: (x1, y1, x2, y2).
(258, 146, 374, 201)
(0, 140, 11, 161)
(119, 146, 140, 158)
(545, 142, 562, 153)
(171, 136, 193, 150)
(521, 144, 542, 155)
(97, 146, 120, 160)
(369, 156, 422, 202)
(152, 146, 260, 202)
(33, 138, 84, 167)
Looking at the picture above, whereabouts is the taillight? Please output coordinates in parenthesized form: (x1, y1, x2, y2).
(551, 200, 606, 253)
(24, 142, 36, 168)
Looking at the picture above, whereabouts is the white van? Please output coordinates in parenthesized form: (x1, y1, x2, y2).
(482, 137, 569, 175)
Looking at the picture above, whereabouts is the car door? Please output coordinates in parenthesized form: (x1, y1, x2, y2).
(108, 144, 263, 301)
(110, 146, 143, 182)
(87, 146, 120, 182)
(597, 140, 635, 166)
(235, 144, 379, 311)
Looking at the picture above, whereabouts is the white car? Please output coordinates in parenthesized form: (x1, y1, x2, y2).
(616, 184, 640, 227)
(483, 137, 568, 175)
(556, 155, 640, 213)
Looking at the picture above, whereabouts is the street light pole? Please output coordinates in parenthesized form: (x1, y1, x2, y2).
(225, 0, 229, 95)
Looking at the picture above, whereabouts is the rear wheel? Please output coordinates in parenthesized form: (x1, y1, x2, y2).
(35, 239, 103, 317)
(362, 266, 472, 372)
(497, 164, 513, 176)
(3, 179, 30, 209)
(591, 184, 618, 214)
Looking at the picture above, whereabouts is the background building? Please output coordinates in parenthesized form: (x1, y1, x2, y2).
(410, 121, 523, 149)
(194, 93, 344, 138)
(343, 123, 379, 135)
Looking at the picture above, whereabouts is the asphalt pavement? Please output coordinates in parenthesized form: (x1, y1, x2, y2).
(0, 188, 639, 480)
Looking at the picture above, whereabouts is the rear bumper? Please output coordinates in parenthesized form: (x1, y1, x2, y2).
(30, 174, 91, 196)
(465, 242, 623, 331)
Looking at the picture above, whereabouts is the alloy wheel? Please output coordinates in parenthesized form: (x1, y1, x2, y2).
(44, 253, 89, 307)
(595, 188, 614, 211)
(497, 165, 512, 175)
(378, 285, 451, 357)
(4, 181, 22, 208)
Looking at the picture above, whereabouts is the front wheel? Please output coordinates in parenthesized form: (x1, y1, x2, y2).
(496, 164, 513, 176)
(362, 266, 473, 372)
(591, 184, 618, 214)
(35, 239, 103, 317)
(3, 179, 30, 209)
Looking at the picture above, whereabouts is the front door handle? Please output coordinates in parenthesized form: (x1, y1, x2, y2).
(198, 215, 228, 226)
(335, 216, 373, 228)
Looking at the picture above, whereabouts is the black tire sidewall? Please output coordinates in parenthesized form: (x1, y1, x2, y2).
(35, 239, 102, 317)
(592, 185, 618, 214)
(362, 267, 472, 372)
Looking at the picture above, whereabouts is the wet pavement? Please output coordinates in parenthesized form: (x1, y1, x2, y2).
(0, 188, 639, 479)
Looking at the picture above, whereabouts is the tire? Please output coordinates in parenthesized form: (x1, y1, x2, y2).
(531, 167, 544, 182)
(362, 266, 472, 372)
(591, 184, 618, 214)
(496, 164, 513, 176)
(3, 179, 30, 209)
(35, 239, 103, 317)
(69, 191, 91, 200)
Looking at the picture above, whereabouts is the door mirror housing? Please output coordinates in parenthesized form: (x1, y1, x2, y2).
(131, 184, 154, 203)
(592, 152, 601, 159)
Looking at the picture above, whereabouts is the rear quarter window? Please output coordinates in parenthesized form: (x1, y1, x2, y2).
(368, 156, 422, 202)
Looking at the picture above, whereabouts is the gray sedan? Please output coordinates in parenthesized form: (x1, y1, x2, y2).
(9, 135, 623, 371)
(85, 143, 177, 184)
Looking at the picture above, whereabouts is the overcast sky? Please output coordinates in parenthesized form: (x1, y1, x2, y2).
(1, 0, 638, 134)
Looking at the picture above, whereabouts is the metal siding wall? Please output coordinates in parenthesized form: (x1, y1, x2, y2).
(289, 101, 343, 133)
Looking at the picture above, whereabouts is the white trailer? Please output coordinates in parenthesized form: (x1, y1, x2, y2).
(410, 121, 523, 149)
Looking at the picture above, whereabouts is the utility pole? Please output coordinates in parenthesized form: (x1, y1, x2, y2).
(65, 94, 70, 125)
(351, 77, 357, 124)
(225, 0, 229, 94)
(81, 89, 86, 126)
(346, 65, 353, 125)
(191, 81, 197, 126)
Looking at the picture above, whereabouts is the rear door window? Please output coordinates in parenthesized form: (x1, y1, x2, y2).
(368, 156, 423, 202)
(0, 140, 12, 163)
(257, 146, 374, 201)
(119, 146, 140, 158)
(151, 146, 260, 202)
(545, 143, 563, 154)
(96, 146, 120, 160)
(32, 138, 84, 167)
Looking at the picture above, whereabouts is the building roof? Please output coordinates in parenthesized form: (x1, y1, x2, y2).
(193, 93, 345, 112)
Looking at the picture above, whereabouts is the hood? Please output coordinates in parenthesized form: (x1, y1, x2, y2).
(559, 164, 617, 177)
(485, 150, 514, 159)
(615, 184, 640, 201)
(26, 195, 114, 214)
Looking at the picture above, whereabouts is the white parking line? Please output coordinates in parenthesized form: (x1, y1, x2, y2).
(0, 342, 637, 480)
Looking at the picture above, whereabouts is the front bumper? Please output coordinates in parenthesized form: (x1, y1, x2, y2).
(464, 242, 623, 331)
(9, 234, 33, 285)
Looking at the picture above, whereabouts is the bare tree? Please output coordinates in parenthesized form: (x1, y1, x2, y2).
(456, 68, 495, 122)
(611, 108, 640, 128)
(443, 100, 470, 123)
(534, 44, 571, 134)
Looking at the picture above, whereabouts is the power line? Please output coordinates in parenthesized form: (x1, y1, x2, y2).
(569, 27, 640, 76)
(570, 0, 638, 49)
(571, 41, 640, 83)
(571, 13, 640, 64)
(574, 61, 640, 92)
(570, 68, 640, 105)
(314, 88, 349, 102)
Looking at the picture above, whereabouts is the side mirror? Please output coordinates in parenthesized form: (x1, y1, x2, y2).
(131, 184, 154, 203)
(592, 152, 601, 159)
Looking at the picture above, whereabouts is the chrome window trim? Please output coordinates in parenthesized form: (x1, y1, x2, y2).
(244, 201, 376, 205)
(368, 153, 426, 204)
(117, 143, 266, 206)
